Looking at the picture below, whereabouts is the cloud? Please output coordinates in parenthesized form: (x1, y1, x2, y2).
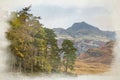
(0, 0, 115, 11)
(30, 5, 114, 30)
(0, 0, 120, 31)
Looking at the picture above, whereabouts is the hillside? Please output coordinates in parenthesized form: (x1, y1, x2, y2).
(53, 22, 116, 74)
(53, 22, 116, 55)
(74, 41, 115, 74)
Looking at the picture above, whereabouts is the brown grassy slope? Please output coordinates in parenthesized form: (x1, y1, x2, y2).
(74, 41, 115, 75)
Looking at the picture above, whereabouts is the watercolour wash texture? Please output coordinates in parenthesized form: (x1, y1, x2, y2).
(0, 0, 120, 80)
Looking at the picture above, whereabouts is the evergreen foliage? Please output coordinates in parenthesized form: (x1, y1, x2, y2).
(61, 39, 77, 72)
(6, 6, 77, 74)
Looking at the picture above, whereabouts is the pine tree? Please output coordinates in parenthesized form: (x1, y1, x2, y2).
(61, 39, 77, 72)
(44, 28, 61, 72)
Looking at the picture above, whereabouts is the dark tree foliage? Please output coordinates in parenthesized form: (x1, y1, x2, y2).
(44, 28, 61, 72)
(61, 39, 77, 72)
(6, 6, 77, 74)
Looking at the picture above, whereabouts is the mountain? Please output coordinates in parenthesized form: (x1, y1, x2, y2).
(53, 28, 69, 36)
(53, 21, 115, 41)
(67, 22, 101, 37)
(53, 21, 116, 54)
(53, 22, 115, 74)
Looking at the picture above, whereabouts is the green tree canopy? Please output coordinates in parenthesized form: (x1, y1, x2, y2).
(6, 6, 60, 73)
(61, 39, 77, 72)
(6, 6, 77, 74)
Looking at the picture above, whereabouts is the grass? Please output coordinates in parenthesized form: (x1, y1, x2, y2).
(73, 60, 111, 75)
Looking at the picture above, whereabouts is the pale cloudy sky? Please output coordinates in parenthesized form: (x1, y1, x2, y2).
(0, 0, 120, 31)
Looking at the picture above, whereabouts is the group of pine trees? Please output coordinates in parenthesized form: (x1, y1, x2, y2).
(6, 6, 77, 73)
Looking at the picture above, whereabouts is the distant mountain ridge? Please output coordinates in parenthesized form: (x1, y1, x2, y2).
(53, 21, 115, 41)
(53, 22, 116, 55)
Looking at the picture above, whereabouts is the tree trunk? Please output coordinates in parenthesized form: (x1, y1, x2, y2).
(65, 65, 68, 72)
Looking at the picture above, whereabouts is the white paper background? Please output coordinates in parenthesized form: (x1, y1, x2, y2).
(0, 0, 120, 80)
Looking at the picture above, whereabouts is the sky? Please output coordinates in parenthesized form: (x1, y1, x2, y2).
(0, 0, 120, 31)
